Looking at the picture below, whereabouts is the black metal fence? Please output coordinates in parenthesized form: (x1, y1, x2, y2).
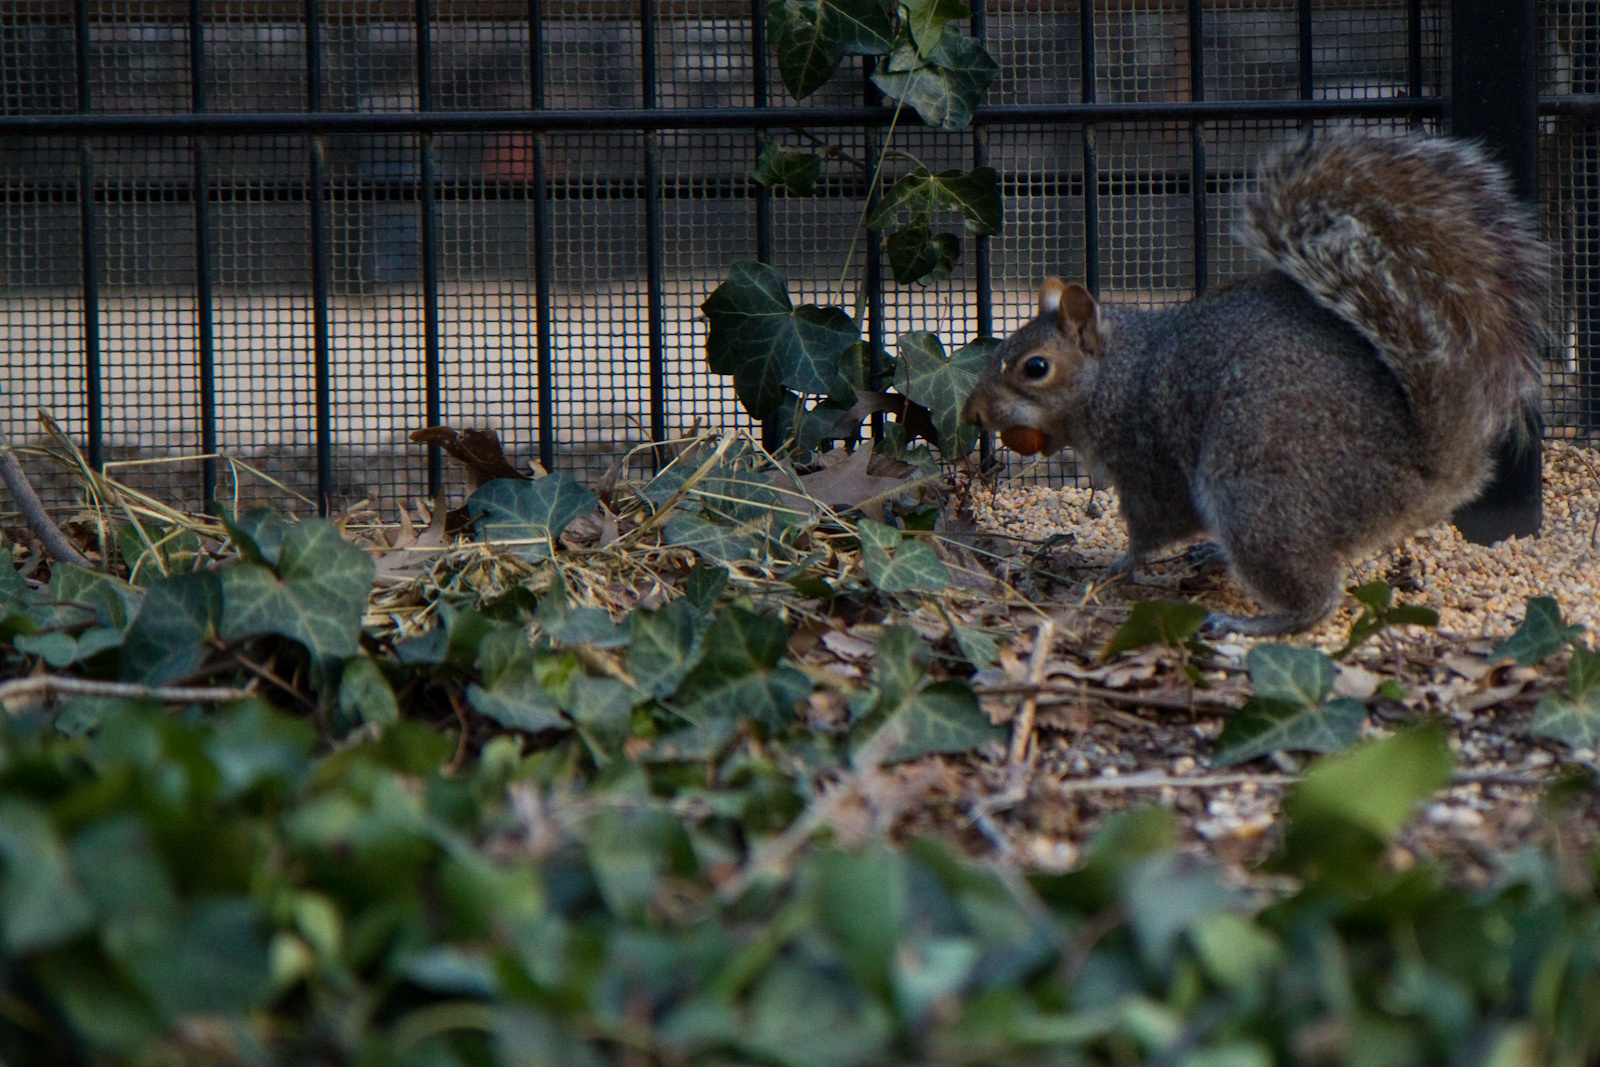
(0, 0, 1592, 527)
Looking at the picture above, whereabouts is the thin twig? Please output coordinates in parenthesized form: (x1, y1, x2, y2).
(447, 689, 472, 776)
(1048, 770, 1300, 794)
(835, 94, 907, 310)
(1044, 766, 1554, 794)
(977, 681, 1237, 711)
(231, 652, 315, 710)
(1008, 618, 1055, 767)
(0, 423, 92, 568)
(0, 675, 252, 710)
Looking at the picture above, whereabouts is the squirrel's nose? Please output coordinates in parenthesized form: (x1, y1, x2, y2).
(960, 389, 987, 427)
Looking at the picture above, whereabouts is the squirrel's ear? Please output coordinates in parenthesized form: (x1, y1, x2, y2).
(1038, 278, 1068, 317)
(1057, 282, 1097, 329)
(1039, 279, 1102, 348)
(1055, 282, 1104, 352)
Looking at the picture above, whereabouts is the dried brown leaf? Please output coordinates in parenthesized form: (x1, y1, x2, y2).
(798, 446, 914, 522)
(411, 425, 528, 487)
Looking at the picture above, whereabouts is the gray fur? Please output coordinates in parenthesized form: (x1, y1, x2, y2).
(961, 133, 1549, 636)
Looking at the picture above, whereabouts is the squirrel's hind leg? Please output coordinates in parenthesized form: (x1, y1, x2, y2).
(1202, 534, 1343, 636)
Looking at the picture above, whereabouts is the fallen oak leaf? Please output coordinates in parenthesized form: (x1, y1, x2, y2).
(411, 425, 529, 487)
(799, 446, 921, 522)
(373, 500, 450, 582)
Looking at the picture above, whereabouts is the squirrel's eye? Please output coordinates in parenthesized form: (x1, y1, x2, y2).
(1021, 356, 1051, 380)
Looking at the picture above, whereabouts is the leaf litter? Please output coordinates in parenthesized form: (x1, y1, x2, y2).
(0, 420, 1599, 1059)
(2, 421, 1597, 889)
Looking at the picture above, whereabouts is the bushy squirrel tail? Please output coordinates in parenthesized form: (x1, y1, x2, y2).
(1239, 132, 1548, 472)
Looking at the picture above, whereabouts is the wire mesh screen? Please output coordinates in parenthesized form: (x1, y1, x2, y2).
(1544, 1, 1600, 445)
(0, 0, 1586, 521)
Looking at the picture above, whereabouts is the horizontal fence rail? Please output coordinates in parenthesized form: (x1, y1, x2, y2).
(0, 99, 1448, 136)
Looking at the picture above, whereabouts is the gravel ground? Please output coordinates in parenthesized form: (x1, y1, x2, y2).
(923, 440, 1600, 882)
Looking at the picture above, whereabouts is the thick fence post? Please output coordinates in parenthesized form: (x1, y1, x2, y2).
(1450, 0, 1541, 543)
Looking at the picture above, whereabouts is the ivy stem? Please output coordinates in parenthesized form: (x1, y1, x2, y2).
(835, 93, 906, 315)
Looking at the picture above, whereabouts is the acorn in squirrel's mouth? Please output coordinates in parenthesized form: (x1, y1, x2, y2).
(999, 426, 1051, 456)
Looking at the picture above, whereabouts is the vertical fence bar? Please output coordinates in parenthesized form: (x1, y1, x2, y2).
(751, 0, 773, 265)
(752, 0, 780, 451)
(973, 1, 994, 465)
(418, 0, 443, 496)
(1450, 0, 1540, 541)
(190, 0, 217, 505)
(971, 0, 992, 341)
(74, 0, 103, 470)
(529, 0, 556, 472)
(1081, 0, 1099, 297)
(307, 0, 334, 515)
(1298, 0, 1314, 102)
(1407, 0, 1424, 102)
(641, 0, 669, 449)
(863, 61, 885, 438)
(1187, 0, 1208, 295)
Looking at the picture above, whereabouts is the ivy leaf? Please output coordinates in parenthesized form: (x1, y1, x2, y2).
(466, 474, 598, 561)
(663, 512, 755, 563)
(1493, 596, 1584, 666)
(848, 627, 1001, 762)
(866, 166, 1002, 236)
(118, 522, 202, 588)
(205, 702, 315, 799)
(566, 675, 640, 762)
(1120, 853, 1244, 971)
(765, 0, 844, 100)
(766, 0, 896, 100)
(703, 260, 860, 415)
(952, 625, 999, 667)
(885, 220, 960, 285)
(120, 572, 222, 685)
(815, 843, 906, 999)
(122, 898, 272, 1019)
(644, 716, 741, 762)
(895, 331, 994, 458)
(1211, 697, 1367, 768)
(1101, 600, 1210, 660)
(0, 799, 93, 952)
(227, 507, 293, 567)
(0, 548, 32, 610)
(903, 0, 971, 56)
(871, 28, 999, 130)
(468, 681, 568, 734)
(1336, 580, 1439, 658)
(1246, 644, 1336, 706)
(675, 606, 811, 729)
(859, 518, 950, 593)
(339, 656, 400, 727)
(16, 628, 124, 669)
(683, 563, 729, 615)
(1209, 645, 1364, 767)
(1530, 647, 1600, 750)
(1289, 725, 1453, 842)
(627, 599, 707, 699)
(697, 468, 814, 530)
(40, 565, 141, 631)
(217, 519, 375, 664)
(753, 140, 824, 197)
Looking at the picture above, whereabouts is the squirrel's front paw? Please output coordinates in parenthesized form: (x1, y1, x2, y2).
(1201, 611, 1311, 638)
(1100, 553, 1140, 583)
(1185, 541, 1230, 575)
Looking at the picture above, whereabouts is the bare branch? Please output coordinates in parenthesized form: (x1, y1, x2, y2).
(0, 675, 253, 711)
(0, 424, 92, 569)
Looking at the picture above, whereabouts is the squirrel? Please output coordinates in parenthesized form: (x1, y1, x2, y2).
(960, 132, 1549, 636)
